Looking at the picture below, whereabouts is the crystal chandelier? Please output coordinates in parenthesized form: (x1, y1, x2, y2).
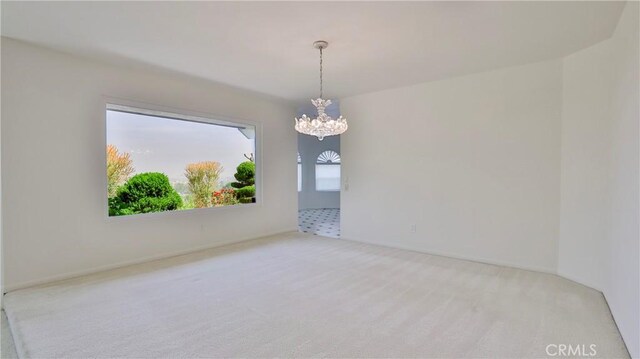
(295, 40, 348, 141)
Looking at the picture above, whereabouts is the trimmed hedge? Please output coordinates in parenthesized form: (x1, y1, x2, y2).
(230, 161, 255, 189)
(235, 185, 255, 200)
(230, 161, 256, 203)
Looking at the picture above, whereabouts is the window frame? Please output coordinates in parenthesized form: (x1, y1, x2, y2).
(103, 97, 263, 219)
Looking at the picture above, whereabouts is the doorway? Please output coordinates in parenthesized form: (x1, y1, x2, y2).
(297, 134, 340, 238)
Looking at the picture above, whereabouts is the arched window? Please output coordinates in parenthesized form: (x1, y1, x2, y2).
(315, 150, 341, 191)
(297, 153, 302, 192)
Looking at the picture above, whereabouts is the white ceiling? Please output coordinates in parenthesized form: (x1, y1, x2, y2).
(1, 1, 625, 101)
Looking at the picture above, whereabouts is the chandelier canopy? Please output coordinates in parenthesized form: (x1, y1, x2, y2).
(295, 41, 348, 141)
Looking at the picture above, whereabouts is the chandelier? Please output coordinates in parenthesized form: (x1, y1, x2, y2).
(295, 40, 348, 141)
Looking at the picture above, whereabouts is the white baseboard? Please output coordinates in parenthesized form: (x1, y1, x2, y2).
(5, 229, 606, 299)
(341, 235, 558, 275)
(3, 228, 299, 293)
(556, 270, 603, 292)
(339, 236, 616, 300)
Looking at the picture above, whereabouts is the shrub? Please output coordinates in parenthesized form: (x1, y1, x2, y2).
(185, 161, 223, 208)
(230, 161, 256, 203)
(108, 197, 132, 216)
(235, 185, 255, 200)
(230, 161, 255, 189)
(110, 172, 182, 216)
(106, 144, 134, 198)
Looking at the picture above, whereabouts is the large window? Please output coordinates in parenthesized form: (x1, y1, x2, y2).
(315, 150, 341, 191)
(297, 153, 302, 192)
(106, 104, 257, 217)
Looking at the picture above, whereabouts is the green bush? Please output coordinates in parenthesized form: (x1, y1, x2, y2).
(109, 172, 182, 216)
(108, 197, 133, 216)
(235, 185, 255, 199)
(230, 161, 255, 189)
(230, 161, 256, 203)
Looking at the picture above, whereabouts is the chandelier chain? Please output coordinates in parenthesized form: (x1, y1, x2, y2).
(319, 47, 323, 99)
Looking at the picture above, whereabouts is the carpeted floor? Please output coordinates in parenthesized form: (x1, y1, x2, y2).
(3, 232, 629, 358)
(1, 310, 18, 359)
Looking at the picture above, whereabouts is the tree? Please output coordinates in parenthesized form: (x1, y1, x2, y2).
(185, 161, 223, 208)
(230, 161, 255, 189)
(231, 161, 256, 203)
(106, 144, 134, 198)
(109, 172, 182, 216)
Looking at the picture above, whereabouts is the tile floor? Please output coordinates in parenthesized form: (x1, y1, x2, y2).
(298, 208, 340, 238)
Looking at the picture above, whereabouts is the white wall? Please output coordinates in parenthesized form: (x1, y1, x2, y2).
(340, 59, 563, 273)
(1, 38, 298, 290)
(297, 133, 340, 210)
(606, 4, 639, 356)
(560, 3, 639, 357)
(558, 37, 614, 291)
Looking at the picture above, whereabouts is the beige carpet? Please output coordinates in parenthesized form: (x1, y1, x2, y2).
(3, 232, 629, 358)
(1, 310, 18, 359)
